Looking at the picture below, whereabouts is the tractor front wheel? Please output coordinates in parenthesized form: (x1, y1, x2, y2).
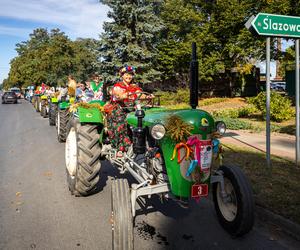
(212, 165, 254, 237)
(65, 122, 101, 196)
(111, 179, 133, 250)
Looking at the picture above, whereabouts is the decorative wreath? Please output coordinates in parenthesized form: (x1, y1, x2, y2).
(165, 115, 194, 142)
(119, 65, 135, 76)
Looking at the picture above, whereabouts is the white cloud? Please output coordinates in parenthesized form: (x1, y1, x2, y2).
(0, 0, 110, 39)
(0, 25, 32, 37)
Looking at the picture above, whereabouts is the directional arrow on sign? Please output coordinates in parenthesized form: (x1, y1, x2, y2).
(247, 13, 300, 38)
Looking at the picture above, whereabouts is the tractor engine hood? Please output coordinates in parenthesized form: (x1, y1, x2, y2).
(126, 108, 215, 136)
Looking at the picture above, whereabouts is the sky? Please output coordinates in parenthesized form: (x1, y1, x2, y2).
(0, 0, 110, 83)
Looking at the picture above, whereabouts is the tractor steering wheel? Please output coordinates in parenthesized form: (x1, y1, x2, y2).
(127, 91, 154, 107)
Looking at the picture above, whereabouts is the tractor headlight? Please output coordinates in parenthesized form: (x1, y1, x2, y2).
(215, 121, 226, 135)
(150, 124, 166, 140)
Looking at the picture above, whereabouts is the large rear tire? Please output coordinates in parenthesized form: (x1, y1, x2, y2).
(56, 109, 70, 143)
(212, 165, 254, 237)
(65, 122, 101, 196)
(38, 98, 42, 112)
(111, 179, 133, 250)
(49, 102, 57, 126)
(35, 97, 40, 112)
(41, 101, 48, 118)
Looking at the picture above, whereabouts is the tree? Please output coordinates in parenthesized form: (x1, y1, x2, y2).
(7, 28, 99, 88)
(99, 0, 164, 83)
(71, 38, 100, 82)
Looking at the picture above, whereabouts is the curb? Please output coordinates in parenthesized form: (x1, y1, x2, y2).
(256, 205, 300, 241)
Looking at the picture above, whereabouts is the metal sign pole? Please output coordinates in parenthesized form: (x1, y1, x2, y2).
(296, 39, 300, 166)
(266, 37, 271, 168)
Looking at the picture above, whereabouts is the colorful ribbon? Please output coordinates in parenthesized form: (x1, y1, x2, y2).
(186, 160, 198, 177)
(212, 139, 220, 154)
(170, 142, 192, 163)
(186, 136, 212, 171)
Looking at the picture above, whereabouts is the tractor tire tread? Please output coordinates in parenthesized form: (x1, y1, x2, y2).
(75, 124, 101, 196)
(112, 179, 133, 250)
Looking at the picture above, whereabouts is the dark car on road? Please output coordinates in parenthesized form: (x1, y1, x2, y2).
(2, 91, 18, 104)
(10, 87, 22, 98)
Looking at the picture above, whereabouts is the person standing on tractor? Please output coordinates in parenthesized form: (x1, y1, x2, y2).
(90, 73, 104, 101)
(106, 65, 142, 156)
(76, 82, 94, 102)
(67, 75, 76, 98)
(76, 82, 86, 100)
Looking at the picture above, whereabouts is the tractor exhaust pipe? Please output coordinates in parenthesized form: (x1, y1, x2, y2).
(190, 42, 199, 109)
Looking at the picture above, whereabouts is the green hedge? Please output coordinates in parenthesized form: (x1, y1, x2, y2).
(214, 117, 253, 130)
(155, 90, 229, 106)
(199, 97, 229, 106)
(237, 105, 257, 118)
(212, 109, 239, 118)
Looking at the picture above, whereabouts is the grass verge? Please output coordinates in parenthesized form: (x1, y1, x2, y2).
(216, 143, 300, 225)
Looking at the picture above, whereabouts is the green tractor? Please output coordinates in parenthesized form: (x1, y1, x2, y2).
(65, 44, 254, 250)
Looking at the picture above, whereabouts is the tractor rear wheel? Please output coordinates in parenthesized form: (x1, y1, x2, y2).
(41, 102, 48, 118)
(111, 179, 133, 250)
(35, 97, 40, 112)
(212, 165, 254, 237)
(38, 99, 42, 112)
(49, 103, 57, 126)
(65, 122, 101, 196)
(56, 109, 70, 143)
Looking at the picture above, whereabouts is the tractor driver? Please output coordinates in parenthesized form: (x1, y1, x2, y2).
(106, 65, 148, 156)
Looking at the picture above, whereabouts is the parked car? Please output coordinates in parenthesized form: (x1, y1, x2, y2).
(270, 82, 278, 90)
(275, 82, 286, 91)
(2, 91, 18, 104)
(10, 87, 22, 98)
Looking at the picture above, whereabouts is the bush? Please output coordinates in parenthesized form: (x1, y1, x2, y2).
(237, 105, 257, 118)
(212, 109, 239, 119)
(155, 89, 189, 105)
(248, 92, 294, 122)
(165, 103, 190, 109)
(214, 117, 253, 130)
(200, 97, 229, 106)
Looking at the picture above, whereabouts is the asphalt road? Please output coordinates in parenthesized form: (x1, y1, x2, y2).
(0, 99, 300, 250)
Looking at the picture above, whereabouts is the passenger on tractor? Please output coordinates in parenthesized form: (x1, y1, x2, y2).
(76, 82, 94, 102)
(89, 73, 104, 101)
(57, 83, 68, 101)
(67, 75, 76, 98)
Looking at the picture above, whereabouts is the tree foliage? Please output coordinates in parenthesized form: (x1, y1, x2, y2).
(99, 0, 164, 83)
(155, 0, 299, 86)
(6, 28, 99, 88)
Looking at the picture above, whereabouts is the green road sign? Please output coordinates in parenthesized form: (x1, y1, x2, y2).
(251, 13, 300, 38)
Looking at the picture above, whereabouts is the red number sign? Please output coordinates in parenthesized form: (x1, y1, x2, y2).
(191, 184, 208, 198)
